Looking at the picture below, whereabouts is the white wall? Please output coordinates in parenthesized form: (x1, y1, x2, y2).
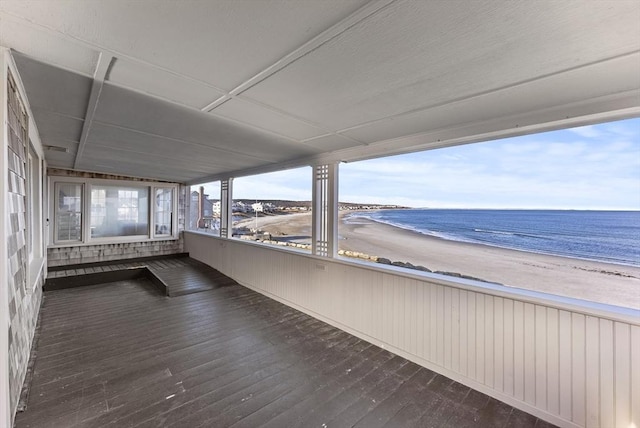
(185, 231, 640, 428)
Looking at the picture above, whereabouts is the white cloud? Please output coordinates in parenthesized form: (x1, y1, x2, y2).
(567, 125, 602, 138)
(339, 120, 640, 210)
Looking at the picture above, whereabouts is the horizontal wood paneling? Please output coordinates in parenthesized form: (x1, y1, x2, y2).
(185, 232, 640, 428)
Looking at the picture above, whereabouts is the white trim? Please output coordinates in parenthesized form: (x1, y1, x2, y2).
(27, 257, 45, 293)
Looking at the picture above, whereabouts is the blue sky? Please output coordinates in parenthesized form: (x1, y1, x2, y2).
(207, 118, 640, 210)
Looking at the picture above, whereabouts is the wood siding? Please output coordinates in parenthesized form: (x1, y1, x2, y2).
(184, 232, 640, 428)
(6, 69, 44, 419)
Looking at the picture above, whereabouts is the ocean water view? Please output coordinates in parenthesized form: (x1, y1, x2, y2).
(349, 209, 640, 267)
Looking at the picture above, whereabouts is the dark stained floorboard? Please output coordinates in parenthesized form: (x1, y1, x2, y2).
(15, 273, 557, 428)
(46, 256, 237, 296)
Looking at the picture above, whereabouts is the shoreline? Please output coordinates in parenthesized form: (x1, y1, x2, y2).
(236, 211, 640, 309)
(343, 211, 639, 269)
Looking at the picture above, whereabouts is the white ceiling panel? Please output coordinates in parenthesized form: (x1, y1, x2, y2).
(80, 148, 250, 183)
(94, 83, 317, 162)
(213, 97, 327, 141)
(344, 53, 640, 144)
(0, 0, 369, 90)
(3, 0, 639, 183)
(41, 148, 76, 169)
(244, 0, 640, 130)
(84, 123, 269, 170)
(0, 14, 99, 76)
(38, 138, 79, 153)
(30, 109, 84, 143)
(82, 145, 242, 175)
(303, 134, 362, 152)
(108, 58, 226, 109)
(13, 53, 92, 119)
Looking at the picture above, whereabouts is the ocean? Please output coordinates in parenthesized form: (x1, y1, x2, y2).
(347, 209, 640, 267)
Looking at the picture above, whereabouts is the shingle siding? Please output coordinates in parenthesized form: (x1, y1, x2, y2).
(6, 71, 43, 418)
(47, 239, 184, 267)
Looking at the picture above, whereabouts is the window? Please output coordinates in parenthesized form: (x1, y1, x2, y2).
(50, 178, 178, 245)
(154, 188, 173, 236)
(231, 167, 312, 251)
(338, 118, 640, 309)
(55, 182, 83, 242)
(91, 188, 106, 230)
(90, 185, 149, 238)
(189, 182, 220, 235)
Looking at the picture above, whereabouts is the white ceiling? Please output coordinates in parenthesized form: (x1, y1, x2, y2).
(1, 0, 639, 183)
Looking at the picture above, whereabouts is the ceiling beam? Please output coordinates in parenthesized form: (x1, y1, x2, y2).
(73, 52, 113, 169)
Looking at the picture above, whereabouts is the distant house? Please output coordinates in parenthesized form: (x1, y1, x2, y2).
(189, 190, 218, 230)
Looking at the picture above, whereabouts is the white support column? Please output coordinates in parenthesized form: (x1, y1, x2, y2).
(220, 178, 233, 238)
(312, 163, 339, 257)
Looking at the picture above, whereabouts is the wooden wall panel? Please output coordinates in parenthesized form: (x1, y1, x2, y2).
(184, 233, 640, 428)
(614, 323, 630, 428)
(493, 297, 504, 392)
(546, 308, 560, 416)
(524, 303, 536, 406)
(572, 313, 587, 427)
(558, 310, 572, 421)
(631, 326, 640, 428)
(585, 316, 600, 428)
(599, 319, 614, 428)
(503, 298, 515, 397)
(535, 305, 547, 410)
(458, 289, 469, 378)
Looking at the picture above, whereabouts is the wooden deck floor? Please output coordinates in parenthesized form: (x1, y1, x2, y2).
(46, 256, 238, 296)
(16, 275, 557, 427)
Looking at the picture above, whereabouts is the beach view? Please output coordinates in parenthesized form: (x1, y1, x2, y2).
(193, 118, 640, 310)
(229, 208, 640, 310)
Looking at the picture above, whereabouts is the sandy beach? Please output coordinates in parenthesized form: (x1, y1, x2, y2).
(235, 212, 313, 243)
(236, 211, 640, 309)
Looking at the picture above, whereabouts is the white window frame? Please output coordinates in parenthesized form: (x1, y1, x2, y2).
(26, 144, 43, 262)
(53, 181, 84, 244)
(151, 186, 175, 239)
(88, 183, 150, 242)
(27, 152, 34, 262)
(49, 176, 179, 247)
(25, 142, 45, 292)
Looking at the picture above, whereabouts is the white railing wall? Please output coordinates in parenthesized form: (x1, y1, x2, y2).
(184, 232, 640, 428)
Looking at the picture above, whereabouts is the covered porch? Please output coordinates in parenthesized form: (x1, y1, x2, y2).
(1, 1, 639, 427)
(15, 259, 554, 427)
